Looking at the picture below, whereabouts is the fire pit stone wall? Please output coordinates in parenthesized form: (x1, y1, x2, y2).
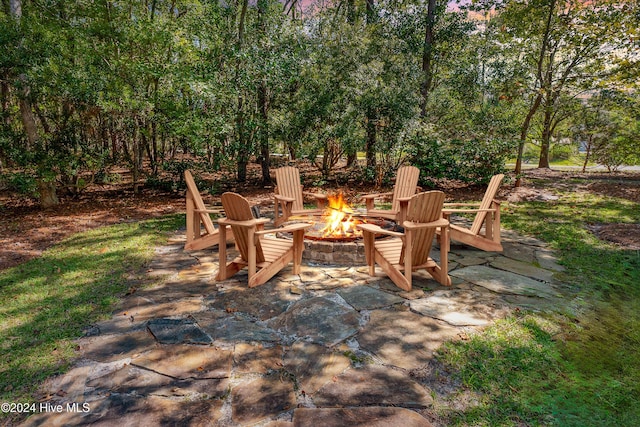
(303, 240, 366, 265)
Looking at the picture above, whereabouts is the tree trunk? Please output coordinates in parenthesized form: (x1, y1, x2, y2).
(1, 80, 9, 123)
(10, 0, 21, 17)
(12, 0, 59, 206)
(257, 81, 272, 186)
(515, 0, 556, 186)
(257, 0, 272, 187)
(420, 0, 436, 117)
(38, 180, 58, 208)
(236, 95, 249, 183)
(514, 93, 542, 186)
(365, 111, 377, 168)
(538, 97, 554, 168)
(18, 97, 38, 150)
(235, 0, 249, 183)
(365, 0, 375, 24)
(346, 151, 357, 168)
(582, 136, 592, 173)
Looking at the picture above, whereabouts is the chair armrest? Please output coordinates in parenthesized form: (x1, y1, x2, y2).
(255, 222, 312, 236)
(357, 223, 404, 238)
(274, 194, 295, 203)
(218, 217, 270, 228)
(443, 202, 481, 207)
(194, 208, 223, 215)
(403, 218, 449, 230)
(361, 192, 393, 200)
(442, 208, 496, 214)
(397, 196, 412, 202)
(303, 191, 327, 200)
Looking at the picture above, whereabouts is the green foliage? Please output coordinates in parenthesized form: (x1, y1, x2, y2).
(1, 0, 636, 201)
(408, 131, 509, 184)
(550, 143, 576, 162)
(3, 172, 38, 197)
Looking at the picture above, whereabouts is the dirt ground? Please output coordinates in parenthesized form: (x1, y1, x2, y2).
(1, 167, 639, 271)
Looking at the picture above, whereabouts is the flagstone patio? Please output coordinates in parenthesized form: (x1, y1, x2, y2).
(21, 226, 569, 427)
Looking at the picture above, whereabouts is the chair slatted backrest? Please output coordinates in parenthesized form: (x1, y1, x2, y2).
(402, 191, 445, 266)
(275, 166, 305, 212)
(391, 166, 420, 213)
(221, 192, 265, 263)
(469, 174, 504, 235)
(185, 170, 216, 234)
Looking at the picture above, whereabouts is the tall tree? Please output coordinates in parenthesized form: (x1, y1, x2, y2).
(494, 0, 634, 180)
(420, 0, 436, 117)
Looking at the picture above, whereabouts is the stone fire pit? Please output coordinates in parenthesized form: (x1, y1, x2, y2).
(304, 239, 366, 265)
(281, 215, 400, 266)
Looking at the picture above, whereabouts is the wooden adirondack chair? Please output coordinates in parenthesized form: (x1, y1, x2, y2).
(440, 174, 504, 252)
(184, 170, 231, 251)
(217, 192, 311, 288)
(273, 166, 327, 227)
(357, 191, 451, 291)
(361, 165, 420, 225)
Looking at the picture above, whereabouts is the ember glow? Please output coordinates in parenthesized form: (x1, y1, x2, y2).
(319, 193, 362, 239)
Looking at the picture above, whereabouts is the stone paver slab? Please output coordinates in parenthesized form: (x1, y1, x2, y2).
(298, 266, 329, 283)
(293, 407, 433, 427)
(194, 310, 280, 343)
(82, 394, 222, 426)
(306, 277, 355, 290)
(490, 257, 556, 283)
(87, 364, 228, 398)
(133, 345, 232, 379)
(501, 242, 537, 264)
(358, 309, 460, 369)
(268, 296, 360, 346)
(232, 372, 296, 424)
(450, 265, 558, 298)
(107, 298, 203, 328)
(78, 331, 156, 363)
(410, 289, 510, 326)
(337, 286, 404, 310)
(284, 342, 351, 394)
(39, 363, 96, 401)
(313, 365, 432, 408)
(207, 281, 300, 321)
(147, 318, 212, 344)
(234, 343, 284, 374)
(535, 249, 566, 272)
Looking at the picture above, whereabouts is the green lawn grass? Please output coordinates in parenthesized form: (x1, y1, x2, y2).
(0, 215, 183, 408)
(436, 179, 640, 426)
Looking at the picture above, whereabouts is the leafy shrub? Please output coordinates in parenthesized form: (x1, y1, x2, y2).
(94, 170, 122, 184)
(4, 172, 38, 197)
(522, 143, 540, 164)
(408, 136, 509, 185)
(550, 143, 576, 161)
(145, 175, 177, 192)
(162, 160, 196, 184)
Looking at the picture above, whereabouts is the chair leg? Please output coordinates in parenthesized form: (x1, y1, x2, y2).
(363, 232, 375, 275)
(292, 229, 304, 274)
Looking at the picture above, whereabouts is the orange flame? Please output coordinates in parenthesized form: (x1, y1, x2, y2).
(319, 193, 362, 238)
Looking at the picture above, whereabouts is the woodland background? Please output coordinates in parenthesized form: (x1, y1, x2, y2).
(1, 0, 638, 209)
